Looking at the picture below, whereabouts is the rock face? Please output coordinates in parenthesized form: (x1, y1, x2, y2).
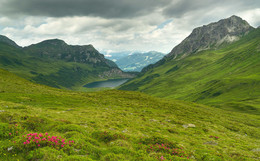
(24, 39, 117, 68)
(0, 35, 20, 48)
(99, 68, 135, 79)
(167, 15, 254, 59)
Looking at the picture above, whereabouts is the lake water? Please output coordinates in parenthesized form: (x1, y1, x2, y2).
(84, 78, 129, 88)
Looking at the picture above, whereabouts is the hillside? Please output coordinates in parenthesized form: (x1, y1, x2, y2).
(0, 35, 20, 48)
(120, 17, 260, 114)
(115, 51, 164, 72)
(0, 38, 133, 89)
(0, 68, 259, 160)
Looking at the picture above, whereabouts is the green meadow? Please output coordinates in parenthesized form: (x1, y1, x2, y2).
(0, 69, 259, 160)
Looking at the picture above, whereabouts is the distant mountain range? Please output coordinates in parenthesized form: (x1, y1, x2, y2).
(104, 51, 133, 62)
(0, 37, 134, 89)
(110, 51, 165, 72)
(120, 15, 260, 114)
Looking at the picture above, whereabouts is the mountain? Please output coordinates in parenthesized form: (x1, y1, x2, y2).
(24, 39, 118, 68)
(0, 37, 134, 89)
(0, 35, 20, 48)
(0, 68, 259, 160)
(142, 15, 254, 72)
(120, 16, 260, 114)
(167, 15, 254, 59)
(115, 51, 164, 72)
(104, 51, 133, 62)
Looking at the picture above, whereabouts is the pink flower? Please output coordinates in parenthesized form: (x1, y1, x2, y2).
(160, 156, 165, 160)
(15, 124, 18, 126)
(9, 133, 11, 135)
(39, 133, 43, 137)
(45, 132, 48, 136)
(23, 142, 26, 145)
(38, 144, 40, 147)
(62, 139, 65, 142)
(61, 145, 64, 147)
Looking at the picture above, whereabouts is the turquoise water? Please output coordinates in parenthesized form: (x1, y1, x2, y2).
(84, 78, 129, 88)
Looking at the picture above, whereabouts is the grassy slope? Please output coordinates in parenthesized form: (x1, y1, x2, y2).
(120, 29, 260, 114)
(0, 69, 259, 160)
(0, 42, 122, 90)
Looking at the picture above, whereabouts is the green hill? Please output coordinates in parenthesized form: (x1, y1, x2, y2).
(0, 68, 259, 160)
(0, 38, 133, 90)
(120, 22, 260, 114)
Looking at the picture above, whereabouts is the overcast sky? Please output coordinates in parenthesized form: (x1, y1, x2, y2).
(0, 0, 259, 54)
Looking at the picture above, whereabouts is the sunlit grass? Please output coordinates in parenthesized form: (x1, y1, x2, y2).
(0, 69, 259, 160)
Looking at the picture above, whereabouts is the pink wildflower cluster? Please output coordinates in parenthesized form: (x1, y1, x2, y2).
(209, 135, 219, 139)
(22, 132, 74, 148)
(146, 143, 189, 159)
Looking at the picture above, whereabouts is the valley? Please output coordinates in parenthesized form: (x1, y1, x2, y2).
(0, 12, 259, 161)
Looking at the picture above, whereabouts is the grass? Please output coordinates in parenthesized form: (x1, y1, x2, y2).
(120, 28, 260, 114)
(0, 68, 259, 160)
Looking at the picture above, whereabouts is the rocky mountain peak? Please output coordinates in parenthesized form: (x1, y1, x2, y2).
(167, 15, 254, 59)
(37, 39, 67, 47)
(0, 35, 20, 48)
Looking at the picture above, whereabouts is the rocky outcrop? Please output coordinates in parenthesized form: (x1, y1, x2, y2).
(167, 15, 254, 59)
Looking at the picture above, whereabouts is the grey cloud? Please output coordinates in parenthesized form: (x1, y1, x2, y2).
(0, 0, 171, 18)
(163, 0, 260, 18)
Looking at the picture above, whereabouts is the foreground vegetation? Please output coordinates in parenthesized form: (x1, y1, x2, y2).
(0, 69, 259, 160)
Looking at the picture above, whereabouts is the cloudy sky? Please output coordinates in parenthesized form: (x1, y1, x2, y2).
(0, 0, 259, 54)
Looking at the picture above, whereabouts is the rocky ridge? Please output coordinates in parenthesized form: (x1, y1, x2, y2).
(24, 39, 117, 68)
(167, 15, 254, 59)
